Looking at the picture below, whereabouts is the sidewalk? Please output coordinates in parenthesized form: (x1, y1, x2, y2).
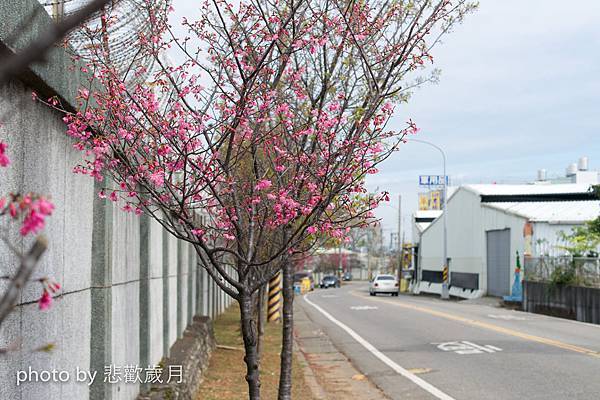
(293, 300, 390, 400)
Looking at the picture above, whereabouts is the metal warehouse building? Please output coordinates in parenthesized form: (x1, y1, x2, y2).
(415, 183, 599, 299)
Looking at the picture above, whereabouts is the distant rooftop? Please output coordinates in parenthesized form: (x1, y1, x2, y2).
(463, 183, 593, 196)
(483, 201, 600, 223)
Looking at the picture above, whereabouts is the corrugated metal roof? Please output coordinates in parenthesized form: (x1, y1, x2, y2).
(483, 201, 600, 223)
(464, 183, 592, 196)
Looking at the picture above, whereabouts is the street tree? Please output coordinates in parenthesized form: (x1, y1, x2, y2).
(45, 0, 476, 398)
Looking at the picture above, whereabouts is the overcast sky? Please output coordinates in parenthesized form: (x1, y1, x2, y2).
(170, 1, 600, 242)
(365, 0, 600, 241)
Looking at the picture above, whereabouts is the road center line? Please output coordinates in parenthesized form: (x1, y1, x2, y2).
(351, 291, 600, 359)
(304, 294, 456, 400)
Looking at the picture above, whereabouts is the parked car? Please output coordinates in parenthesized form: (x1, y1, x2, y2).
(369, 274, 399, 296)
(320, 275, 341, 288)
(342, 272, 353, 281)
(293, 271, 315, 291)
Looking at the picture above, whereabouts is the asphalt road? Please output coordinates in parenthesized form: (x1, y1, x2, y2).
(299, 282, 600, 400)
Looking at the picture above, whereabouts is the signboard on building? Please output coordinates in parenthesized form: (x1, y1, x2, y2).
(419, 175, 450, 187)
(418, 190, 443, 210)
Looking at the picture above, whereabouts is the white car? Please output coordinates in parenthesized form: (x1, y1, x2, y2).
(369, 274, 399, 296)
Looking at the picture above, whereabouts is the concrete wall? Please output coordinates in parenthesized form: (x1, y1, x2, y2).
(0, 2, 235, 399)
(0, 76, 96, 400)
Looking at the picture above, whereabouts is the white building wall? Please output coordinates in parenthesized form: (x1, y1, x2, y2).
(481, 205, 527, 294)
(419, 188, 484, 277)
(531, 222, 585, 257)
(420, 188, 527, 296)
(419, 185, 599, 297)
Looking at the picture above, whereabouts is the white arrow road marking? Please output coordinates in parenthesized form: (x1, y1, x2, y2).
(434, 341, 503, 355)
(350, 305, 378, 310)
(462, 341, 502, 352)
(305, 294, 456, 400)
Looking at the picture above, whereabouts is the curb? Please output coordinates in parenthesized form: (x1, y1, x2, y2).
(293, 339, 328, 400)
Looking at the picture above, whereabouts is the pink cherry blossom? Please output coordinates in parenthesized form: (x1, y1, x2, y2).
(38, 290, 52, 310)
(254, 179, 272, 191)
(223, 233, 235, 241)
(149, 170, 165, 187)
(0, 141, 10, 167)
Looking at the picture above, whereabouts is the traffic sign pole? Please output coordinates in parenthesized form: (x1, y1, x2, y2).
(411, 140, 450, 300)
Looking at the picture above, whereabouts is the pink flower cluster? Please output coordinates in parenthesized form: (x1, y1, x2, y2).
(0, 141, 60, 312)
(0, 142, 54, 236)
(0, 140, 10, 167)
(20, 197, 55, 236)
(38, 279, 61, 311)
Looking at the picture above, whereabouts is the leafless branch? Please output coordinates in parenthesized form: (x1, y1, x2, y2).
(0, 237, 48, 328)
(0, 0, 112, 85)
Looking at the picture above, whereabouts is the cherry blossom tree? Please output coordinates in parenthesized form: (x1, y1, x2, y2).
(46, 0, 476, 397)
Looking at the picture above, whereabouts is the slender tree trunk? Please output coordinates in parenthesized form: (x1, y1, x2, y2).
(256, 284, 267, 366)
(239, 292, 261, 400)
(277, 259, 294, 399)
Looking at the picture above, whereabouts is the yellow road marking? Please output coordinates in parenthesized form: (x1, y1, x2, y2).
(351, 290, 600, 359)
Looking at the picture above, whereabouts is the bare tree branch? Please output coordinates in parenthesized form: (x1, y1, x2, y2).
(0, 237, 48, 328)
(0, 0, 111, 84)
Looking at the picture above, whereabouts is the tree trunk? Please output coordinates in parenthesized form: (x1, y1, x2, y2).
(277, 260, 294, 400)
(256, 284, 267, 366)
(239, 292, 261, 400)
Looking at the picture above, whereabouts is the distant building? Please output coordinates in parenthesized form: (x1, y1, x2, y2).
(412, 209, 442, 244)
(412, 187, 457, 243)
(415, 183, 599, 299)
(533, 156, 599, 185)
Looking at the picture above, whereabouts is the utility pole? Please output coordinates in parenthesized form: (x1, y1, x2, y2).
(397, 195, 402, 253)
(52, 1, 65, 21)
(441, 156, 449, 299)
(407, 139, 449, 300)
(338, 241, 342, 279)
(397, 195, 402, 284)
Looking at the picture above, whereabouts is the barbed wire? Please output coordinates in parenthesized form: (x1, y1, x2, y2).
(39, 0, 169, 87)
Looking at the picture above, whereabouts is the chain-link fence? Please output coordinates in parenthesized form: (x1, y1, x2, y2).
(524, 256, 600, 288)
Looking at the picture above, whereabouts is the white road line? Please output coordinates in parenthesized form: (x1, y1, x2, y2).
(304, 294, 456, 400)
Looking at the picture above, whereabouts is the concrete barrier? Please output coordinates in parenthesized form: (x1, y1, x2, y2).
(523, 281, 600, 325)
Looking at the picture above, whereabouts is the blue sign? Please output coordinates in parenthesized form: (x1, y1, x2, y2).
(419, 175, 449, 186)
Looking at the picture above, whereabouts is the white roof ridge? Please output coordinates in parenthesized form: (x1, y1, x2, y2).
(461, 183, 593, 196)
(482, 200, 600, 223)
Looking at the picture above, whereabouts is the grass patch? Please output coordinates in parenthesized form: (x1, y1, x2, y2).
(196, 306, 315, 400)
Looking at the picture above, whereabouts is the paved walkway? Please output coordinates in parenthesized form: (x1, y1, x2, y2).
(294, 300, 390, 400)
